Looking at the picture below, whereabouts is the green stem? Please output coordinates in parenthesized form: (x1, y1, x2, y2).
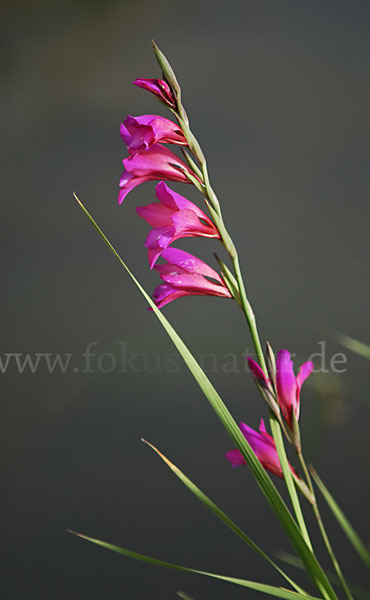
(298, 451, 354, 600)
(231, 253, 267, 373)
(180, 121, 267, 371)
(177, 117, 269, 374)
(270, 417, 313, 551)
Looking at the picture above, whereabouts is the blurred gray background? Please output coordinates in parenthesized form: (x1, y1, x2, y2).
(1, 0, 370, 598)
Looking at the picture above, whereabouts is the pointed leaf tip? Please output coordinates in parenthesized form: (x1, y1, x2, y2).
(72, 532, 322, 599)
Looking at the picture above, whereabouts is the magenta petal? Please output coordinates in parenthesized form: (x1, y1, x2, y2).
(276, 349, 297, 426)
(136, 203, 173, 228)
(160, 248, 223, 282)
(137, 184, 219, 268)
(225, 449, 245, 467)
(128, 126, 154, 153)
(295, 360, 314, 421)
(150, 249, 230, 308)
(247, 357, 269, 387)
(156, 182, 217, 231)
(124, 114, 156, 130)
(118, 174, 152, 204)
(147, 246, 164, 270)
(239, 421, 273, 449)
(120, 122, 131, 146)
(258, 418, 267, 435)
(155, 181, 178, 209)
(152, 283, 189, 308)
(160, 272, 230, 297)
(171, 209, 215, 237)
(145, 227, 175, 269)
(118, 147, 201, 203)
(227, 420, 298, 479)
(155, 183, 219, 237)
(121, 115, 186, 155)
(156, 181, 201, 212)
(144, 227, 174, 250)
(156, 182, 203, 215)
(148, 116, 186, 145)
(154, 263, 186, 277)
(119, 170, 134, 187)
(123, 144, 189, 179)
(239, 421, 283, 478)
(132, 78, 176, 107)
(119, 145, 198, 202)
(133, 79, 166, 95)
(296, 361, 314, 388)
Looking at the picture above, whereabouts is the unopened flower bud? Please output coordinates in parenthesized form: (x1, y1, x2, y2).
(266, 341, 277, 389)
(151, 40, 181, 94)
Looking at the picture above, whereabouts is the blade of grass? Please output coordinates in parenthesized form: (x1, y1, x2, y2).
(277, 551, 370, 600)
(142, 439, 306, 596)
(270, 416, 313, 551)
(310, 467, 370, 569)
(68, 531, 321, 600)
(74, 194, 337, 599)
(332, 331, 370, 360)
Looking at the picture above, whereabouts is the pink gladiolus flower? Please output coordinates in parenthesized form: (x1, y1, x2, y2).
(118, 144, 201, 204)
(152, 247, 232, 308)
(226, 419, 295, 478)
(133, 78, 176, 108)
(137, 182, 220, 268)
(120, 115, 187, 156)
(276, 350, 314, 428)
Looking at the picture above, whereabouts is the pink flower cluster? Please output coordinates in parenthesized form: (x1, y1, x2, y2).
(118, 82, 230, 308)
(119, 73, 314, 483)
(226, 351, 314, 476)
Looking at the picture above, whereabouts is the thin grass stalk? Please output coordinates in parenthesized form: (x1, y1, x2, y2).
(297, 451, 354, 600)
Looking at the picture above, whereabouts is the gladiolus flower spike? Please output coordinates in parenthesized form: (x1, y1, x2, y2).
(152, 247, 232, 309)
(137, 182, 220, 268)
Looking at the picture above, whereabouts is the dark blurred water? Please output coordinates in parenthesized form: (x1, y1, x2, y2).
(1, 1, 370, 598)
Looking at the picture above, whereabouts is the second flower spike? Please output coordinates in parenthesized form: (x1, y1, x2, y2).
(247, 350, 314, 430)
(137, 182, 220, 268)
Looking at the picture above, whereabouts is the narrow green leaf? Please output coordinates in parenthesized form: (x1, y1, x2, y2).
(74, 195, 337, 599)
(277, 551, 370, 600)
(332, 331, 370, 360)
(270, 417, 312, 551)
(311, 468, 370, 569)
(68, 531, 321, 600)
(142, 439, 306, 596)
